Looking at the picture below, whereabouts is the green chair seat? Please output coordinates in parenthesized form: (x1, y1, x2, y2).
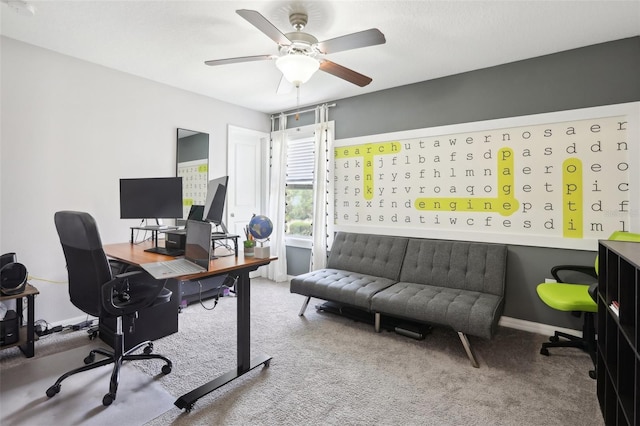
(536, 283, 597, 313)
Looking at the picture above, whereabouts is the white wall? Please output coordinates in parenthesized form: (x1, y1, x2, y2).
(0, 37, 270, 323)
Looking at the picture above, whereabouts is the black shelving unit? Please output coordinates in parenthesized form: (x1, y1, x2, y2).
(596, 240, 640, 425)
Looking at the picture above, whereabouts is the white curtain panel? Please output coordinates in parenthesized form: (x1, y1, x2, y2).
(310, 105, 333, 270)
(265, 114, 288, 282)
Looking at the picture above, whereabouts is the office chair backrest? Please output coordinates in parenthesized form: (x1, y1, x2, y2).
(54, 211, 112, 317)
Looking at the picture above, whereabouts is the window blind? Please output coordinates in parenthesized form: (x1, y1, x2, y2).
(286, 137, 314, 185)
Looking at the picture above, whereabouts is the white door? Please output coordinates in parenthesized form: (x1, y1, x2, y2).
(227, 125, 269, 245)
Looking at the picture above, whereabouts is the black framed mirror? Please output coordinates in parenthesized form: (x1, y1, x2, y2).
(176, 128, 209, 225)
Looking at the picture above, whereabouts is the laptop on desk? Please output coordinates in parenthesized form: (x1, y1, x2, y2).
(141, 220, 212, 279)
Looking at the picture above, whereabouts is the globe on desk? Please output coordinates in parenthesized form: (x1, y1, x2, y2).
(248, 215, 273, 241)
(248, 215, 273, 259)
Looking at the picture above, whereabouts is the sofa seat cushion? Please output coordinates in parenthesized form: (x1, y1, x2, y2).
(290, 268, 397, 311)
(370, 282, 503, 339)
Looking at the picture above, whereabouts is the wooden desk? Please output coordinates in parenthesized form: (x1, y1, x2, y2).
(103, 241, 276, 411)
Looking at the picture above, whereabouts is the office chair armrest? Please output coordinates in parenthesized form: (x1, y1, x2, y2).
(550, 264, 598, 283)
(100, 270, 169, 317)
(109, 259, 140, 276)
(588, 282, 598, 302)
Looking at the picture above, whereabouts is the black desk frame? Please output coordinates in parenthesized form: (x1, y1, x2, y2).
(174, 265, 271, 411)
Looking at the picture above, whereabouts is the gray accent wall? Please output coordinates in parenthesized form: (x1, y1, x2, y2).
(287, 36, 640, 330)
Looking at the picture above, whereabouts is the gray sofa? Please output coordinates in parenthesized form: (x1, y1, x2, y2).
(290, 232, 508, 367)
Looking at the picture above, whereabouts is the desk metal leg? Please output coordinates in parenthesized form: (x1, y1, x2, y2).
(18, 294, 35, 358)
(174, 269, 271, 411)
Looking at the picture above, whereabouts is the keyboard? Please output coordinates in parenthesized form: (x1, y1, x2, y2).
(161, 259, 202, 274)
(141, 258, 205, 279)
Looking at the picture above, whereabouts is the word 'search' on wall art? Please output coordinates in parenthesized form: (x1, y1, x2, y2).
(332, 103, 640, 250)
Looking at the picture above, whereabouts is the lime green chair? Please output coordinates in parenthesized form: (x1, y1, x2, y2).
(537, 231, 640, 378)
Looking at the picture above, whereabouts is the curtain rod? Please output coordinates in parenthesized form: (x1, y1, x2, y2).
(271, 103, 336, 119)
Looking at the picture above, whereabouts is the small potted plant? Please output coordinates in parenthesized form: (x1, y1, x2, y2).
(243, 238, 255, 256)
(243, 226, 256, 256)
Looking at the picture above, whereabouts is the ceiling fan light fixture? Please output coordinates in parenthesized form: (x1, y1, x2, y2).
(3, 0, 37, 16)
(276, 54, 319, 86)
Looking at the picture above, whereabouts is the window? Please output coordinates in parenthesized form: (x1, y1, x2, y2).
(285, 134, 314, 238)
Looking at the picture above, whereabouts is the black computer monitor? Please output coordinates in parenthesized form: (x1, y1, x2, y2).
(187, 205, 205, 221)
(119, 177, 183, 220)
(203, 176, 229, 233)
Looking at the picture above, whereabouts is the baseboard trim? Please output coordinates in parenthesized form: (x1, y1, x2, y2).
(48, 315, 98, 329)
(499, 316, 582, 337)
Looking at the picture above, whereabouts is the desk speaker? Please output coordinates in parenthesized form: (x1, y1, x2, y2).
(1, 257, 27, 296)
(0, 310, 19, 346)
(166, 231, 186, 251)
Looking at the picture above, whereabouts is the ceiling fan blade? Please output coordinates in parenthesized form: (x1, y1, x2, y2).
(319, 60, 373, 87)
(236, 9, 291, 46)
(316, 28, 385, 54)
(205, 55, 275, 66)
(276, 75, 294, 94)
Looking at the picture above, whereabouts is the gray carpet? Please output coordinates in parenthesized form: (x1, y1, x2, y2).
(1, 278, 603, 425)
(0, 343, 174, 425)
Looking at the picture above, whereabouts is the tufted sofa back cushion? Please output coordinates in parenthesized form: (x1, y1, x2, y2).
(327, 232, 409, 281)
(400, 239, 507, 296)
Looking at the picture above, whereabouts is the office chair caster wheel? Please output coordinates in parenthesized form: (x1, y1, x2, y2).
(143, 343, 154, 355)
(263, 360, 271, 368)
(162, 364, 172, 375)
(540, 347, 549, 356)
(589, 370, 596, 379)
(549, 335, 560, 343)
(84, 353, 95, 364)
(46, 384, 60, 397)
(102, 393, 115, 406)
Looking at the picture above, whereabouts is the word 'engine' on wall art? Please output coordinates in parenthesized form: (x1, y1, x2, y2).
(332, 103, 640, 250)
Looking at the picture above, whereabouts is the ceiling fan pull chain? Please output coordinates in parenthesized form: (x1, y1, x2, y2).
(295, 86, 300, 121)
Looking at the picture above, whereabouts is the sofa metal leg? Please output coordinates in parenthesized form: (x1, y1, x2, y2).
(374, 313, 381, 332)
(298, 296, 311, 316)
(457, 332, 479, 368)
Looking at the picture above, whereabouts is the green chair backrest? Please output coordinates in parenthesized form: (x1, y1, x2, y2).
(595, 231, 640, 274)
(609, 231, 640, 243)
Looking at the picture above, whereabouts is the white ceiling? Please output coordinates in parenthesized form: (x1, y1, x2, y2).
(2, 1, 639, 114)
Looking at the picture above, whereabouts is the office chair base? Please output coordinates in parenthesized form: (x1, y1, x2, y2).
(539, 312, 596, 379)
(46, 340, 172, 406)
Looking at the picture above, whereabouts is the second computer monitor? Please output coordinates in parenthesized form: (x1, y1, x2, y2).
(203, 176, 229, 233)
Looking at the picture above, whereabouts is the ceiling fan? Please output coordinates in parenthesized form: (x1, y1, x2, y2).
(205, 9, 386, 90)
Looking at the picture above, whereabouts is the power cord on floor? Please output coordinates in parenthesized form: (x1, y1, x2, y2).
(34, 317, 97, 337)
(196, 275, 238, 311)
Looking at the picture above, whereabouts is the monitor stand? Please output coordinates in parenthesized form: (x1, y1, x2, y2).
(130, 220, 182, 256)
(211, 221, 229, 235)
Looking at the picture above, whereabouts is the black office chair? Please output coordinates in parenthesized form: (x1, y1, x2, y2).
(47, 211, 173, 406)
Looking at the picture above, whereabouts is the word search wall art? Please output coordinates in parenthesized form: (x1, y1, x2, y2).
(177, 159, 208, 219)
(333, 103, 640, 250)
